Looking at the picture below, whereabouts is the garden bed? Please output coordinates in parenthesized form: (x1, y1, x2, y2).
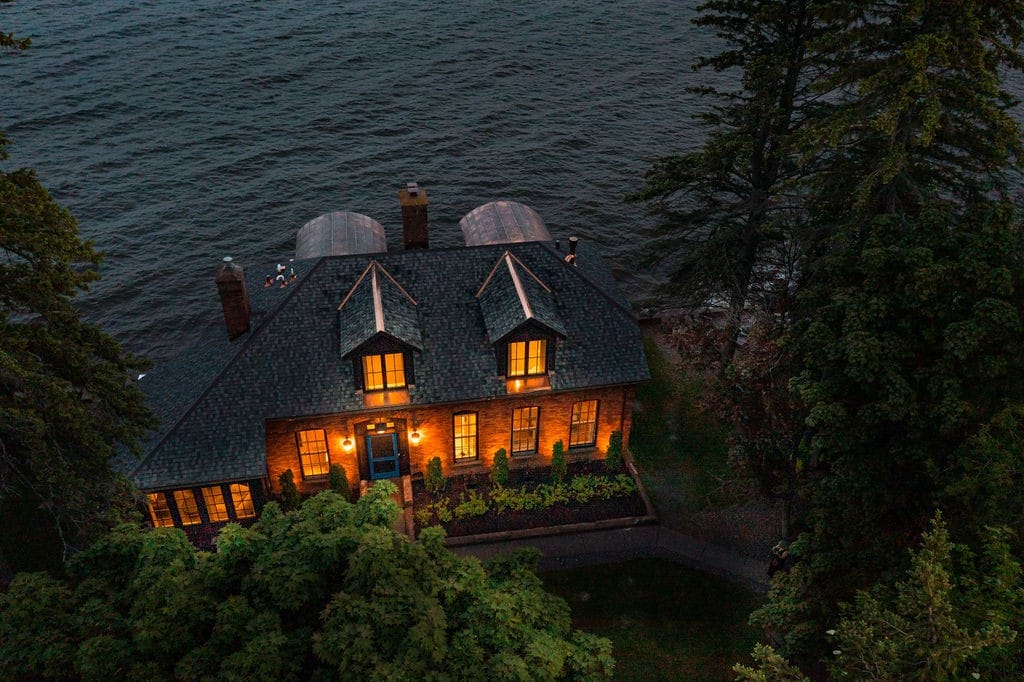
(412, 460, 648, 538)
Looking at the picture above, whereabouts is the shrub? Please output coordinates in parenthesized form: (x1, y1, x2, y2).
(329, 463, 351, 500)
(278, 469, 301, 511)
(569, 476, 598, 504)
(550, 440, 566, 483)
(490, 448, 509, 487)
(425, 456, 445, 497)
(538, 482, 569, 507)
(612, 474, 637, 496)
(454, 491, 489, 519)
(605, 430, 623, 473)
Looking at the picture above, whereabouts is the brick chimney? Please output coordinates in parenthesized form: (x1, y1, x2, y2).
(398, 181, 428, 250)
(216, 256, 251, 339)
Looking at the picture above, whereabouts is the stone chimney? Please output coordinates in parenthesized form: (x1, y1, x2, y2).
(216, 256, 251, 340)
(398, 181, 428, 250)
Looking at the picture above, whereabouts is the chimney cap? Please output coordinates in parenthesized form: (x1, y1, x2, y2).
(406, 181, 419, 196)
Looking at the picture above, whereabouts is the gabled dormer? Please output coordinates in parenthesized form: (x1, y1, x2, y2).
(338, 261, 421, 405)
(476, 251, 566, 392)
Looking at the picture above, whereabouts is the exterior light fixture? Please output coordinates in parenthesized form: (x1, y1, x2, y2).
(410, 430, 421, 445)
(341, 437, 354, 452)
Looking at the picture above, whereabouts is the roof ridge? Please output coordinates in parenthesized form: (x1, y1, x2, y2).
(130, 257, 329, 481)
(505, 253, 533, 320)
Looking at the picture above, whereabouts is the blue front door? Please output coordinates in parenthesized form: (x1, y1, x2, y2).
(367, 433, 400, 480)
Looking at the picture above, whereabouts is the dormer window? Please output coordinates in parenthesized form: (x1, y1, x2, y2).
(362, 352, 406, 391)
(508, 339, 547, 377)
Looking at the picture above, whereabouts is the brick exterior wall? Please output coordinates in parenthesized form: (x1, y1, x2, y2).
(265, 385, 637, 495)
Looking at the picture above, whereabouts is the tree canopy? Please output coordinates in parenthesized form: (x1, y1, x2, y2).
(0, 485, 615, 681)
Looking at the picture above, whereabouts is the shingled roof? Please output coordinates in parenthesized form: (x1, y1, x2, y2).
(130, 240, 648, 491)
(337, 261, 422, 356)
(477, 251, 566, 343)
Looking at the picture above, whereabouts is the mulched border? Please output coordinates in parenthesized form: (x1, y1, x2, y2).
(412, 460, 647, 537)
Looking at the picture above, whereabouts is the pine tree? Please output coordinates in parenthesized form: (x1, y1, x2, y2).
(629, 0, 823, 363)
(756, 0, 1024, 661)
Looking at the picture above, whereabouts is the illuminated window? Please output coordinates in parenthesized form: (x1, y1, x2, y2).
(202, 486, 229, 523)
(569, 400, 599, 448)
(296, 429, 331, 477)
(453, 412, 478, 462)
(173, 490, 202, 526)
(149, 492, 174, 528)
(363, 352, 406, 391)
(230, 484, 256, 519)
(511, 406, 539, 455)
(508, 339, 546, 377)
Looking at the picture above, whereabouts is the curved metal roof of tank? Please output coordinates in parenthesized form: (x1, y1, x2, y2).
(295, 211, 387, 260)
(460, 200, 553, 246)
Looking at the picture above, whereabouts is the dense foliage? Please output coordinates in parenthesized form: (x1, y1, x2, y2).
(637, 0, 1024, 675)
(0, 485, 614, 681)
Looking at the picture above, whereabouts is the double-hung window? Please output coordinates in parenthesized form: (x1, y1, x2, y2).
(173, 490, 202, 526)
(202, 486, 230, 522)
(230, 484, 256, 519)
(149, 493, 174, 528)
(569, 400, 599, 448)
(363, 352, 406, 391)
(296, 429, 331, 477)
(511, 406, 539, 455)
(508, 339, 546, 377)
(453, 412, 478, 462)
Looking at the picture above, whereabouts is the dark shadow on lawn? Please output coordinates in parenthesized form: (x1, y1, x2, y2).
(543, 558, 761, 681)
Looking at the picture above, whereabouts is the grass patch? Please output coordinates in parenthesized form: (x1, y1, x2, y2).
(543, 559, 761, 681)
(630, 337, 738, 517)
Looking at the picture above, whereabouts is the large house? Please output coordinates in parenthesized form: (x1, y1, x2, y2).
(130, 185, 649, 543)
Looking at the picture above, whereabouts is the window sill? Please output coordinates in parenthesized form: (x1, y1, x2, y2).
(362, 388, 410, 408)
(505, 375, 551, 393)
(453, 459, 480, 467)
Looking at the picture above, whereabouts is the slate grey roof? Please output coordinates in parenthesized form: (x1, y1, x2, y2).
(131, 240, 648, 490)
(477, 252, 567, 343)
(337, 261, 422, 357)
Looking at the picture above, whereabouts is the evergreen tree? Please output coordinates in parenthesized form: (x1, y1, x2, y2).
(755, 0, 1024, 662)
(629, 0, 822, 362)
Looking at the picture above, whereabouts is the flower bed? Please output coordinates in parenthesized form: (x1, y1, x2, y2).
(412, 460, 648, 537)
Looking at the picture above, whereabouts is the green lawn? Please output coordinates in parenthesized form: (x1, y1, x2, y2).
(630, 338, 739, 521)
(543, 559, 761, 681)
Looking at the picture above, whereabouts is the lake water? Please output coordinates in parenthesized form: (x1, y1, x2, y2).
(40, 2, 1024, 364)
(2, 1, 731, 360)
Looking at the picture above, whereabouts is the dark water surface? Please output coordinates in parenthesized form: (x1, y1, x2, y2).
(5, 1, 714, 359)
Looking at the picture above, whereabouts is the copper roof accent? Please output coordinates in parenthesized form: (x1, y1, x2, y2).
(460, 200, 553, 246)
(295, 211, 386, 260)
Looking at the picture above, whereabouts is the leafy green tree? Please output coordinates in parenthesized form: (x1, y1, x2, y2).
(0, 21, 154, 559)
(629, 0, 822, 362)
(604, 431, 623, 473)
(0, 485, 614, 680)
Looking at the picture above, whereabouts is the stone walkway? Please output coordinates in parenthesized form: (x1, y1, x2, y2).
(452, 524, 770, 593)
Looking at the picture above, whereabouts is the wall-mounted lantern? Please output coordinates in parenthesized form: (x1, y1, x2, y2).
(341, 437, 354, 452)
(409, 429, 422, 446)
